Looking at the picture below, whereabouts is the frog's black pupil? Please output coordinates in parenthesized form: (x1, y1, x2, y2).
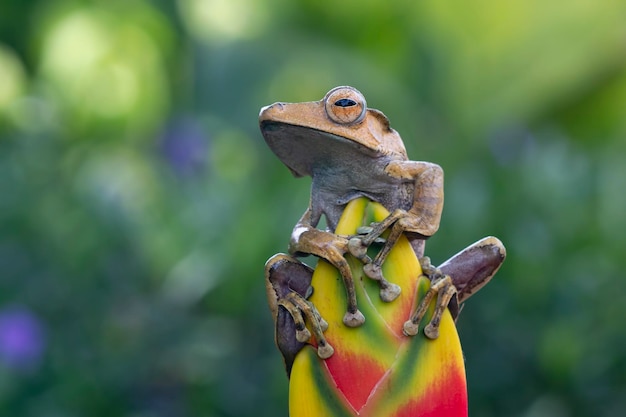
(334, 98, 357, 107)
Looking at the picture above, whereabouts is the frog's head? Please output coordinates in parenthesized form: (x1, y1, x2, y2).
(259, 86, 408, 177)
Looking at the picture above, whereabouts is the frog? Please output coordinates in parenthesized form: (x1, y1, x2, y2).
(260, 86, 506, 367)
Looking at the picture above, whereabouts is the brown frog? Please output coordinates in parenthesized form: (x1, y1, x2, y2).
(260, 86, 505, 367)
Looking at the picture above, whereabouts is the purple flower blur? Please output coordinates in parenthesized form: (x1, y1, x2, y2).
(0, 306, 45, 371)
(159, 118, 209, 176)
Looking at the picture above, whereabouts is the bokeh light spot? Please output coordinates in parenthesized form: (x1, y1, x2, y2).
(178, 0, 268, 42)
(37, 5, 170, 136)
(0, 306, 46, 372)
(0, 45, 26, 114)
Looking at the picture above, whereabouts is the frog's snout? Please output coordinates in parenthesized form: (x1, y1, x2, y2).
(259, 102, 284, 114)
(259, 102, 287, 123)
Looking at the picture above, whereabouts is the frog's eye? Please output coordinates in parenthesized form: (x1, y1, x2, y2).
(324, 86, 367, 125)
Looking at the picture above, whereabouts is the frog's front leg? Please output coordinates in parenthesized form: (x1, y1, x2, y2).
(403, 236, 506, 338)
(266, 254, 334, 374)
(349, 160, 444, 280)
(289, 208, 366, 327)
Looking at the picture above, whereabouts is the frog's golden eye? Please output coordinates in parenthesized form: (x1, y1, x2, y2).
(324, 86, 367, 125)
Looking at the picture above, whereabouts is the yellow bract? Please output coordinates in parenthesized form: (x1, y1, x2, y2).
(289, 198, 467, 417)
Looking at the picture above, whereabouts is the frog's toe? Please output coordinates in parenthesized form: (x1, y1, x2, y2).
(424, 322, 440, 339)
(403, 320, 419, 336)
(317, 341, 334, 359)
(380, 282, 401, 302)
(348, 237, 368, 258)
(363, 263, 383, 281)
(295, 327, 311, 343)
(343, 310, 365, 327)
(319, 316, 329, 332)
(419, 256, 442, 278)
(356, 226, 373, 235)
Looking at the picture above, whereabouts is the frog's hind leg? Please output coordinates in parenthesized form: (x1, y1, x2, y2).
(440, 236, 506, 306)
(266, 254, 334, 372)
(402, 237, 506, 338)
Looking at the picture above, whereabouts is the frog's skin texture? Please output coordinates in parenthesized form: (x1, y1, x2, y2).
(260, 86, 506, 363)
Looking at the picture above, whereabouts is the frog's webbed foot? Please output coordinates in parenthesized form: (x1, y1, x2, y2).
(266, 254, 334, 367)
(403, 257, 458, 339)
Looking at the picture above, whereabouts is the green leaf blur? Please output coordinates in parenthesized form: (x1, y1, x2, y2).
(0, 0, 624, 416)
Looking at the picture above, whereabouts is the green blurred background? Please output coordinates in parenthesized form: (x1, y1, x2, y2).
(1, 0, 625, 416)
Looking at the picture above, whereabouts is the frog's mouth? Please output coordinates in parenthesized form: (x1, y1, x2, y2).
(260, 121, 380, 178)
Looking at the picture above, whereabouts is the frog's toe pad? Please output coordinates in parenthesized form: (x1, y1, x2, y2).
(319, 317, 329, 332)
(343, 310, 365, 327)
(363, 263, 383, 281)
(296, 328, 311, 343)
(348, 237, 367, 258)
(380, 283, 401, 302)
(403, 320, 419, 336)
(317, 342, 334, 359)
(424, 323, 440, 339)
(356, 226, 373, 235)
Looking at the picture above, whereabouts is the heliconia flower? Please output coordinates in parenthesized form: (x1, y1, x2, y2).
(289, 198, 467, 417)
